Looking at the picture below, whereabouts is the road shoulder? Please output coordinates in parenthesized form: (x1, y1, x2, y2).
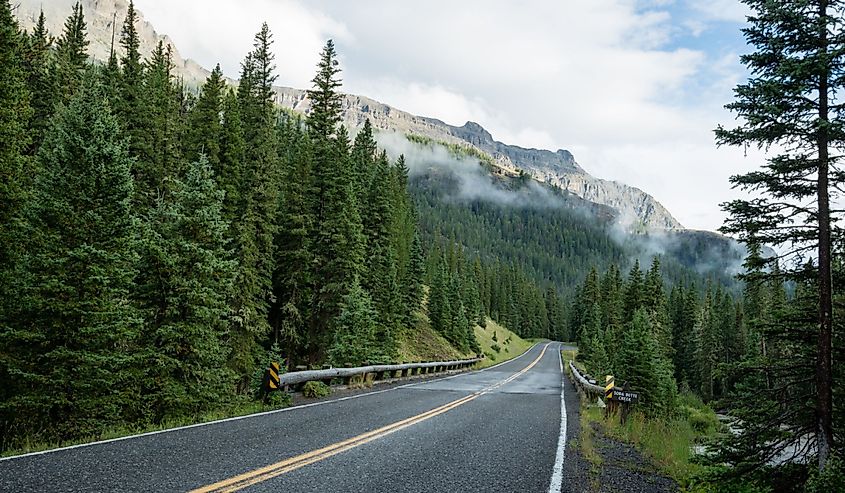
(560, 372, 678, 493)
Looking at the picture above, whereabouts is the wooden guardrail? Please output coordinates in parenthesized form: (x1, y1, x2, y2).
(568, 359, 641, 420)
(278, 357, 484, 388)
(568, 360, 605, 397)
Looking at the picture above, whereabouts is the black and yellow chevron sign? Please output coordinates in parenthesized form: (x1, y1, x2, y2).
(605, 375, 614, 400)
(268, 362, 281, 390)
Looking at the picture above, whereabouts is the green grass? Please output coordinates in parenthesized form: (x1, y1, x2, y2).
(474, 318, 535, 368)
(567, 352, 721, 489)
(396, 310, 465, 363)
(582, 392, 721, 489)
(405, 132, 498, 168)
(561, 349, 579, 368)
(302, 381, 331, 398)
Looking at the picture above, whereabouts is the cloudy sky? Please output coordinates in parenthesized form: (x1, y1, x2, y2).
(135, 0, 759, 232)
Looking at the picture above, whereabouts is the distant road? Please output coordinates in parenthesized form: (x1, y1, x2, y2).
(1, 343, 582, 492)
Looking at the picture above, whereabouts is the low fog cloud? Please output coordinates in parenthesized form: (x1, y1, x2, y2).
(376, 132, 564, 208)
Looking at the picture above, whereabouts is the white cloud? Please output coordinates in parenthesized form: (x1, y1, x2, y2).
(690, 0, 751, 23)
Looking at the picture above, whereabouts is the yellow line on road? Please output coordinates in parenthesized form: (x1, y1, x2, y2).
(190, 343, 550, 493)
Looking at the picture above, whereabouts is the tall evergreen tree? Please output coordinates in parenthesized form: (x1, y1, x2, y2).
(185, 64, 225, 168)
(218, 90, 245, 225)
(132, 41, 181, 209)
(0, 0, 34, 437)
(115, 0, 144, 162)
(54, 2, 87, 103)
(23, 9, 56, 151)
(403, 231, 426, 325)
(227, 25, 280, 384)
(351, 118, 377, 197)
(328, 281, 377, 367)
(272, 118, 314, 361)
(716, 0, 845, 469)
(137, 156, 236, 422)
(363, 152, 401, 334)
(13, 69, 140, 440)
(306, 39, 343, 140)
(305, 41, 365, 361)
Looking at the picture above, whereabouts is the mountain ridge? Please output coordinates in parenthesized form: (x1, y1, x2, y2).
(14, 0, 682, 230)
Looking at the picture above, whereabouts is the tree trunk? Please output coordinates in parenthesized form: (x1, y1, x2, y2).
(816, 0, 834, 471)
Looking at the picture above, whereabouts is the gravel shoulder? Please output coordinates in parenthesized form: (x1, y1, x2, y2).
(560, 373, 678, 493)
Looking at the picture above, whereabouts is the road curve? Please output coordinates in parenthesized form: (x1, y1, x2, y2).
(1, 342, 574, 492)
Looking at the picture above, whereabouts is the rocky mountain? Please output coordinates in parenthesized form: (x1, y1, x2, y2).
(14, 0, 209, 86)
(14, 0, 682, 230)
(276, 88, 683, 229)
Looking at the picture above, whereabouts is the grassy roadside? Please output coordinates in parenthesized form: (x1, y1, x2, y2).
(561, 349, 721, 490)
(597, 396, 719, 485)
(474, 318, 536, 369)
(6, 318, 534, 458)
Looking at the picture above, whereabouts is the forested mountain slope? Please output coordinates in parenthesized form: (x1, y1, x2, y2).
(15, 0, 682, 231)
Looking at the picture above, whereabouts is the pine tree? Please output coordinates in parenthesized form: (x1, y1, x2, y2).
(306, 39, 343, 140)
(133, 41, 181, 210)
(54, 2, 88, 103)
(137, 156, 236, 422)
(218, 90, 245, 225)
(428, 261, 452, 339)
(272, 118, 314, 361)
(716, 0, 845, 468)
(694, 283, 719, 401)
(623, 260, 644, 322)
(119, 0, 141, 83)
(600, 264, 624, 368)
(306, 41, 365, 361)
(185, 64, 225, 168)
(12, 68, 141, 441)
(328, 281, 377, 367)
(227, 24, 281, 384)
(351, 118, 377, 197)
(617, 309, 676, 415)
(0, 0, 34, 440)
(115, 0, 144, 162)
(670, 283, 698, 388)
(362, 151, 401, 337)
(23, 9, 56, 151)
(403, 231, 426, 325)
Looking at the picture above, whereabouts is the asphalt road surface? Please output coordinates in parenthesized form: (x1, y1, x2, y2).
(1, 342, 578, 492)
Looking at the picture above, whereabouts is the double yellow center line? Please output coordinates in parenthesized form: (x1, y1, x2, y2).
(191, 343, 550, 493)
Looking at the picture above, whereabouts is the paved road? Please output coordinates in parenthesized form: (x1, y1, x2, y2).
(1, 342, 577, 492)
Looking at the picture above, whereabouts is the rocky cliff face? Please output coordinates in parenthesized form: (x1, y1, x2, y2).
(14, 0, 211, 86)
(14, 0, 682, 230)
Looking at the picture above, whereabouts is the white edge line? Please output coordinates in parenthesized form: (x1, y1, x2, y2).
(1, 342, 545, 462)
(548, 342, 567, 493)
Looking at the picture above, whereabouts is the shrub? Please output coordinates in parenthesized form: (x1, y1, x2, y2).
(302, 381, 331, 398)
(806, 453, 845, 493)
(491, 343, 501, 353)
(264, 390, 291, 408)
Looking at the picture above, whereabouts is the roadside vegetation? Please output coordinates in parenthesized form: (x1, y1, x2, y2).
(473, 318, 535, 368)
(0, 0, 563, 454)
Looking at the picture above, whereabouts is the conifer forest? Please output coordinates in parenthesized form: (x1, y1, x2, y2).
(1, 1, 844, 491)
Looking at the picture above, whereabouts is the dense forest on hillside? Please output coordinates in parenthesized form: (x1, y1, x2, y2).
(411, 165, 744, 297)
(0, 1, 570, 448)
(0, 0, 754, 451)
